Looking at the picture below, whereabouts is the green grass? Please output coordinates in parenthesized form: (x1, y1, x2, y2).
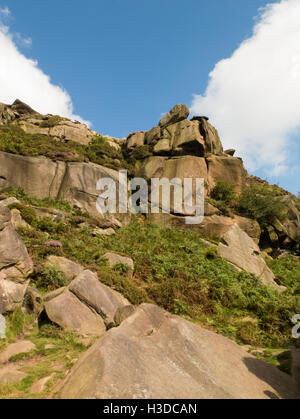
(0, 321, 90, 399)
(7, 190, 299, 348)
(1, 187, 299, 349)
(0, 125, 134, 173)
(268, 256, 300, 295)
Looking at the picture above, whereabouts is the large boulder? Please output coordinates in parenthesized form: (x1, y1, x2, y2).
(59, 304, 300, 399)
(126, 132, 145, 150)
(161, 120, 205, 156)
(193, 116, 223, 155)
(69, 270, 127, 325)
(218, 224, 283, 291)
(159, 104, 189, 129)
(0, 207, 33, 282)
(44, 291, 106, 336)
(0, 207, 33, 312)
(103, 253, 134, 274)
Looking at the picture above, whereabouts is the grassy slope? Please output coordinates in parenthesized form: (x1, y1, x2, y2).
(2, 188, 299, 350)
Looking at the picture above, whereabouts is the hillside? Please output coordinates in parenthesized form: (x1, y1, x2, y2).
(0, 100, 299, 399)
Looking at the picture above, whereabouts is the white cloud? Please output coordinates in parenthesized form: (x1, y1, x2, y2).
(0, 8, 89, 125)
(191, 0, 300, 176)
(0, 6, 10, 16)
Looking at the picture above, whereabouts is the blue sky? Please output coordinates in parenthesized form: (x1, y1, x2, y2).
(0, 0, 300, 194)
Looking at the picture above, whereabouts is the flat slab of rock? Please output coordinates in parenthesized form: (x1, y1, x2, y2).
(69, 270, 127, 324)
(59, 304, 300, 399)
(44, 291, 106, 336)
(0, 366, 27, 385)
(0, 340, 36, 364)
(218, 224, 284, 291)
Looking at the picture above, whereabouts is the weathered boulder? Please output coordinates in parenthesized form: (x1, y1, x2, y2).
(162, 119, 205, 156)
(153, 139, 172, 155)
(10, 209, 31, 230)
(193, 116, 223, 155)
(207, 155, 247, 195)
(159, 104, 189, 128)
(0, 225, 33, 281)
(59, 304, 300, 399)
(44, 291, 106, 336)
(23, 286, 43, 315)
(0, 279, 29, 313)
(145, 126, 161, 145)
(92, 227, 116, 237)
(103, 253, 134, 274)
(218, 224, 283, 291)
(0, 102, 17, 125)
(69, 270, 127, 325)
(0, 197, 20, 207)
(46, 256, 84, 282)
(126, 132, 145, 150)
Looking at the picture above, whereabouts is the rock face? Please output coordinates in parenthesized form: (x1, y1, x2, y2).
(59, 304, 300, 399)
(0, 151, 122, 218)
(218, 224, 284, 291)
(207, 155, 247, 195)
(0, 207, 33, 312)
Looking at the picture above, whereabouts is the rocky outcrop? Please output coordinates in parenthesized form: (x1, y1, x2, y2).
(0, 151, 123, 218)
(218, 224, 284, 291)
(159, 104, 190, 129)
(59, 304, 300, 399)
(126, 132, 145, 150)
(0, 207, 33, 312)
(0, 100, 98, 145)
(193, 116, 223, 155)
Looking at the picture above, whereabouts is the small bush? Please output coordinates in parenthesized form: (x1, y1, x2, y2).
(9, 203, 37, 225)
(237, 184, 286, 228)
(211, 181, 236, 203)
(34, 266, 68, 291)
